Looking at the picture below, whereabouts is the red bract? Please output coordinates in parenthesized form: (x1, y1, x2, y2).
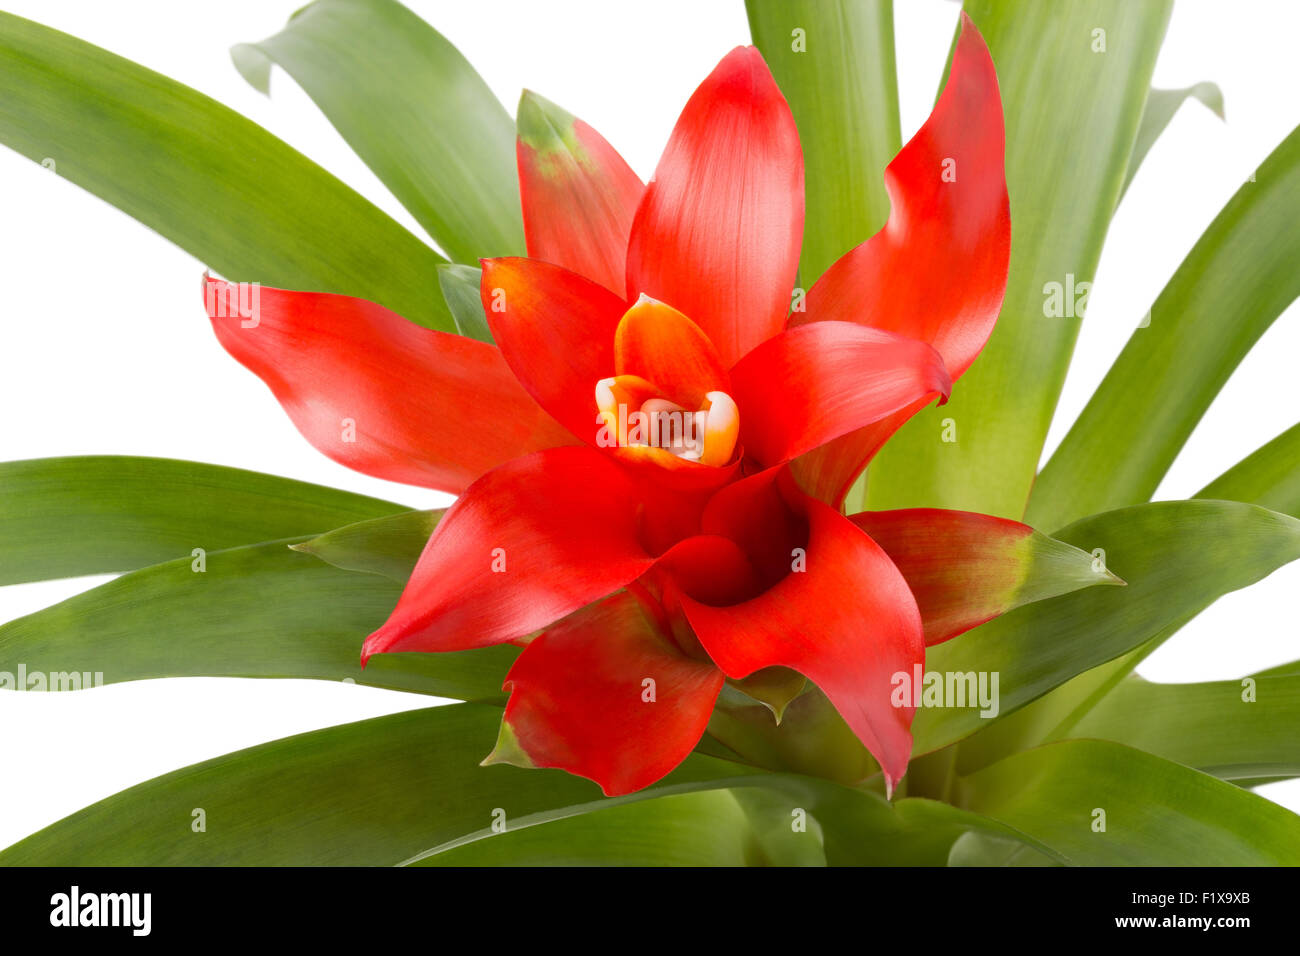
(205, 14, 1010, 797)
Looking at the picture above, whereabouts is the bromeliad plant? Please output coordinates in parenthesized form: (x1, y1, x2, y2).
(1, 0, 1298, 866)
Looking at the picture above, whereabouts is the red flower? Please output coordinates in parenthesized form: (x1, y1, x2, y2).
(205, 14, 1010, 796)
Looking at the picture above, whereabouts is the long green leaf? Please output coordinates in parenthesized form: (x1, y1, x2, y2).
(946, 831, 1056, 866)
(746, 0, 900, 283)
(957, 739, 1300, 864)
(1120, 82, 1224, 199)
(231, 0, 524, 263)
(0, 539, 514, 700)
(290, 508, 440, 581)
(0, 456, 403, 586)
(914, 500, 1300, 754)
(1027, 124, 1300, 530)
(1067, 672, 1300, 780)
(0, 701, 1044, 865)
(436, 263, 493, 343)
(962, 421, 1300, 770)
(865, 0, 1172, 518)
(1195, 421, 1300, 518)
(0, 11, 452, 330)
(415, 790, 794, 867)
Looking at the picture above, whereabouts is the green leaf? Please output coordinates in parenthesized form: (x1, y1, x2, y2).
(0, 539, 514, 700)
(0, 456, 403, 586)
(0, 11, 452, 330)
(1196, 422, 1300, 518)
(966, 419, 1300, 770)
(914, 500, 1300, 754)
(957, 739, 1300, 864)
(0, 700, 1044, 865)
(746, 0, 900, 283)
(1027, 123, 1300, 530)
(291, 508, 440, 581)
(946, 830, 1057, 867)
(1121, 82, 1224, 198)
(1065, 672, 1300, 780)
(231, 0, 524, 263)
(415, 790, 797, 867)
(436, 263, 494, 343)
(865, 0, 1172, 518)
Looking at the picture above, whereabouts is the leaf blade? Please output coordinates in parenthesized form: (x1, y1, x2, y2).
(0, 456, 404, 586)
(1121, 82, 1225, 199)
(0, 11, 452, 330)
(1196, 422, 1300, 518)
(231, 0, 524, 263)
(958, 739, 1300, 865)
(290, 509, 440, 581)
(1068, 672, 1300, 780)
(1027, 124, 1300, 530)
(0, 539, 514, 700)
(0, 700, 1042, 866)
(865, 0, 1173, 518)
(746, 0, 901, 283)
(914, 500, 1300, 754)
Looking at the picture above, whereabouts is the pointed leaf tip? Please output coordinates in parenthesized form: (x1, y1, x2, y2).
(229, 42, 273, 95)
(515, 88, 576, 147)
(481, 720, 535, 770)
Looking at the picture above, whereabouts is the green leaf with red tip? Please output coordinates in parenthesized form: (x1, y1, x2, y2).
(0, 456, 404, 586)
(852, 509, 1123, 646)
(515, 89, 643, 296)
(970, 416, 1300, 773)
(231, 0, 524, 263)
(0, 11, 451, 330)
(913, 499, 1300, 755)
(291, 509, 442, 581)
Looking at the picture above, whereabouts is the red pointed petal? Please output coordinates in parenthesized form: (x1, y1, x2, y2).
(626, 46, 803, 366)
(204, 276, 572, 494)
(614, 296, 730, 409)
(677, 481, 924, 787)
(851, 508, 1122, 645)
(490, 588, 723, 797)
(481, 257, 628, 443)
(516, 91, 644, 296)
(729, 321, 951, 467)
(790, 15, 1009, 504)
(362, 447, 654, 660)
(650, 533, 760, 606)
(699, 465, 807, 589)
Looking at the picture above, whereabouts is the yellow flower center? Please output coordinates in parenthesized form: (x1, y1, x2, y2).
(595, 375, 738, 466)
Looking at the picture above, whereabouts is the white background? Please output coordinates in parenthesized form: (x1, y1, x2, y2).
(1, 0, 1298, 849)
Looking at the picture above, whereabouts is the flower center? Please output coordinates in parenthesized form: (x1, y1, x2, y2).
(595, 375, 738, 466)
